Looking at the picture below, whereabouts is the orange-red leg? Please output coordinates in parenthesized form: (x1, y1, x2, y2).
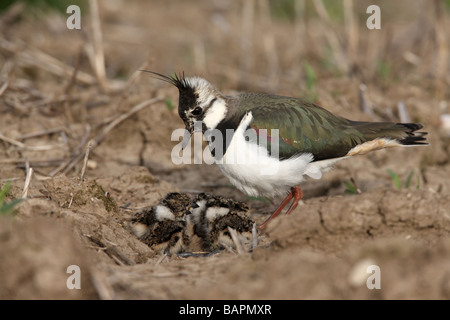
(258, 185, 303, 230)
(284, 185, 303, 215)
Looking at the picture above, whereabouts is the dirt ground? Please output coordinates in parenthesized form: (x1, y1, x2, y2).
(1, 0, 450, 300)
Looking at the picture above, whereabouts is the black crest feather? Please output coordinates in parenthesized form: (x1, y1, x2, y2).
(140, 70, 198, 120)
(139, 70, 189, 90)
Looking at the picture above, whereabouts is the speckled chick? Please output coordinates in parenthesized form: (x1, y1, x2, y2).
(129, 192, 192, 254)
(188, 193, 254, 252)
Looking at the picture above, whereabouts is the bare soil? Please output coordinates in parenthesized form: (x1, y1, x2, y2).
(1, 0, 450, 300)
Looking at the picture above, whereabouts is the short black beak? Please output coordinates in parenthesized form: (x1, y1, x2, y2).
(181, 128, 191, 150)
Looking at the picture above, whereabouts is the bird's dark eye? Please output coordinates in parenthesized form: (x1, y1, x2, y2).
(192, 107, 203, 116)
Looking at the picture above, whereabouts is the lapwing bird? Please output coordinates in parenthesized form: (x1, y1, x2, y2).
(188, 193, 254, 251)
(145, 71, 428, 229)
(129, 192, 192, 254)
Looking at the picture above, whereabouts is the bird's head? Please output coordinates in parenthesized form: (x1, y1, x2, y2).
(160, 192, 192, 219)
(141, 71, 227, 148)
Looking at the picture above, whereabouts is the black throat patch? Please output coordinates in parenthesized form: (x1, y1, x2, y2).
(208, 115, 242, 159)
(177, 86, 198, 122)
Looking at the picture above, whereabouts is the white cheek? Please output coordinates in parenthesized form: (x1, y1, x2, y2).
(206, 207, 230, 221)
(130, 223, 149, 238)
(155, 205, 175, 221)
(202, 99, 227, 129)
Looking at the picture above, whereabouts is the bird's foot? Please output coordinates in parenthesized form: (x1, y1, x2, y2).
(257, 186, 303, 230)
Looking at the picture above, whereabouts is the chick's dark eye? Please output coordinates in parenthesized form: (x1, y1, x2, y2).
(192, 107, 203, 116)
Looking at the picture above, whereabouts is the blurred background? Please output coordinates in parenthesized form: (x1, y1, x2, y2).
(1, 0, 449, 95)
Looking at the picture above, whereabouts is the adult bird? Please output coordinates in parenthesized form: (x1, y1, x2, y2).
(144, 71, 428, 229)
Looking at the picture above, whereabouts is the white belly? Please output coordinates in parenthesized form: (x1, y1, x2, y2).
(212, 112, 346, 198)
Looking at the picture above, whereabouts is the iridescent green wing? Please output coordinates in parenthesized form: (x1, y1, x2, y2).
(239, 94, 366, 161)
